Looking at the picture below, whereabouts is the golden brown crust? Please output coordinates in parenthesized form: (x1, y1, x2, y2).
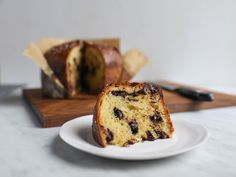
(85, 38, 120, 50)
(92, 82, 127, 147)
(98, 45, 123, 86)
(44, 40, 81, 93)
(92, 91, 107, 147)
(156, 85, 175, 137)
(92, 82, 174, 147)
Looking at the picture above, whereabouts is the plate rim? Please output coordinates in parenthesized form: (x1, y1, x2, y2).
(59, 115, 209, 160)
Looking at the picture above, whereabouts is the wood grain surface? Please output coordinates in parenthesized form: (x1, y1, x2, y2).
(23, 82, 236, 127)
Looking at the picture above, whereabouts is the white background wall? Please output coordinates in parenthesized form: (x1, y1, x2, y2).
(0, 0, 236, 87)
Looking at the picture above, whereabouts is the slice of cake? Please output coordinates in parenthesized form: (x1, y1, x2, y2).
(92, 82, 174, 147)
(44, 40, 82, 97)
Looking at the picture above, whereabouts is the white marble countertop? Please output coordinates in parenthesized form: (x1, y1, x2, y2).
(1, 86, 236, 177)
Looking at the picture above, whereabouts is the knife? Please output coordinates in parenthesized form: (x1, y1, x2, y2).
(0, 84, 25, 99)
(154, 82, 214, 101)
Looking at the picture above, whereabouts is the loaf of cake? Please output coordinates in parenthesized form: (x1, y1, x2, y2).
(43, 40, 123, 97)
(92, 82, 174, 147)
(24, 38, 149, 98)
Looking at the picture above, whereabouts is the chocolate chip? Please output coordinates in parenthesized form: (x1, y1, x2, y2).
(123, 139, 136, 147)
(130, 92, 138, 97)
(149, 113, 163, 123)
(146, 131, 155, 141)
(143, 85, 150, 95)
(142, 84, 158, 95)
(129, 120, 138, 135)
(141, 136, 146, 141)
(149, 84, 158, 94)
(154, 130, 169, 139)
(111, 90, 128, 97)
(111, 89, 147, 98)
(91, 67, 96, 75)
(106, 128, 114, 142)
(113, 107, 123, 119)
(127, 140, 135, 145)
(131, 89, 145, 97)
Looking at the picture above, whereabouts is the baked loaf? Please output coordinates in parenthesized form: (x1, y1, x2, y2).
(92, 82, 174, 147)
(44, 40, 123, 97)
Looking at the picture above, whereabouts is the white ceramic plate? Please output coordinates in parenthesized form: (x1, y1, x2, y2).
(59, 115, 209, 160)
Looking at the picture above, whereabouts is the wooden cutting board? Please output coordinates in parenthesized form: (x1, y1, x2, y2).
(23, 82, 236, 128)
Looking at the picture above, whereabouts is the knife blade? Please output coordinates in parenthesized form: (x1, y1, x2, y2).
(153, 82, 214, 101)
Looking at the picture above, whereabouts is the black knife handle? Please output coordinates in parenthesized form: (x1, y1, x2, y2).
(175, 87, 214, 101)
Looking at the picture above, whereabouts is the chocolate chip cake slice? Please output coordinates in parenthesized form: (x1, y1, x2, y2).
(92, 82, 174, 147)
